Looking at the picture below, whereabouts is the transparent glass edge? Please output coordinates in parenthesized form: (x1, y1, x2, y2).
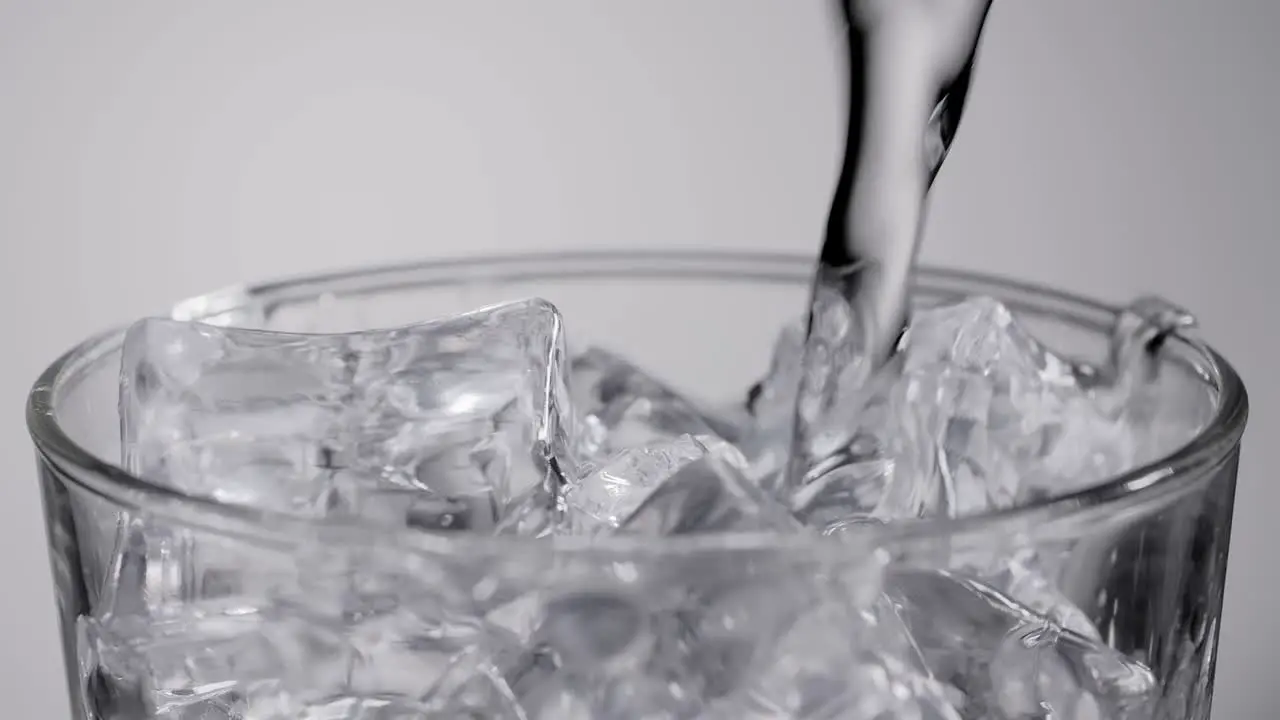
(25, 251, 1250, 558)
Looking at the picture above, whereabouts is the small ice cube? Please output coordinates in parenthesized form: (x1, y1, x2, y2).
(416, 648, 528, 719)
(504, 564, 843, 718)
(78, 607, 351, 718)
(901, 296, 1079, 382)
(569, 347, 740, 455)
(1094, 296, 1216, 467)
(120, 298, 575, 530)
(618, 448, 801, 535)
(985, 552, 1101, 641)
(504, 447, 807, 716)
(740, 287, 869, 486)
(730, 606, 963, 720)
(743, 321, 805, 443)
(706, 556, 962, 720)
(888, 569, 1156, 718)
(80, 589, 529, 719)
(500, 586, 711, 719)
(93, 516, 302, 622)
(561, 434, 733, 535)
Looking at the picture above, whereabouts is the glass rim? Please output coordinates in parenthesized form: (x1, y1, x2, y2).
(25, 250, 1250, 559)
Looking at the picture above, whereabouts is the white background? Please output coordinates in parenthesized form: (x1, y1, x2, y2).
(1, 2, 1275, 717)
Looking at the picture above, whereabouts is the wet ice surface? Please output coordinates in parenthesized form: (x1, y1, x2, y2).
(120, 299, 575, 534)
(763, 294, 1160, 527)
(93, 294, 1207, 718)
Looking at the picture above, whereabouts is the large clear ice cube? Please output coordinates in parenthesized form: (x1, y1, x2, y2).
(98, 299, 582, 717)
(120, 298, 575, 530)
(776, 296, 1146, 528)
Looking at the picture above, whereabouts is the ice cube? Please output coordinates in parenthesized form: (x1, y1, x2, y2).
(788, 296, 1143, 526)
(503, 562, 854, 718)
(119, 298, 575, 531)
(80, 586, 530, 719)
(740, 286, 871, 487)
(983, 551, 1101, 641)
(1093, 296, 1215, 467)
(698, 552, 962, 720)
(499, 585, 713, 719)
(617, 448, 801, 535)
(499, 447, 809, 716)
(741, 321, 804, 460)
(560, 434, 724, 535)
(78, 606, 351, 718)
(887, 569, 1156, 719)
(91, 514, 306, 624)
(861, 365, 1027, 519)
(569, 347, 740, 455)
(105, 299, 578, 704)
(722, 601, 963, 720)
(900, 296, 1079, 381)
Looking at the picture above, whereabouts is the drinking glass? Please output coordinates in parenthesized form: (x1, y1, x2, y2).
(27, 251, 1247, 719)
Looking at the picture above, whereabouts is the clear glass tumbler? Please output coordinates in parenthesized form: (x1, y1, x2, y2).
(27, 251, 1247, 720)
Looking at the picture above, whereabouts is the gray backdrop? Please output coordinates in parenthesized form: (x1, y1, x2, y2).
(1, 2, 1274, 717)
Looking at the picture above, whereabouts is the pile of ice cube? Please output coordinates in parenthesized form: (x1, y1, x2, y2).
(79, 292, 1204, 719)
